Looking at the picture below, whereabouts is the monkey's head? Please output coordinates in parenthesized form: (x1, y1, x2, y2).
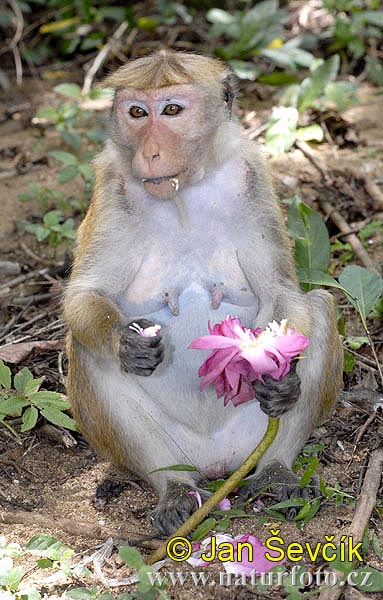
(106, 50, 236, 200)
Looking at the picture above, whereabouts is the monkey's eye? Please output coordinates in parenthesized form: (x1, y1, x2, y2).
(162, 104, 183, 116)
(129, 106, 148, 119)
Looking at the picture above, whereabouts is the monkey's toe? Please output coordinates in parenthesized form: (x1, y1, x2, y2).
(151, 482, 199, 537)
(237, 461, 321, 520)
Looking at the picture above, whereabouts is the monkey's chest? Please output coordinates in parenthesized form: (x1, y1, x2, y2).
(119, 238, 257, 322)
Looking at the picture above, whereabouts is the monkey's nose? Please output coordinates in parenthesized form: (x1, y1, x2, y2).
(142, 140, 160, 163)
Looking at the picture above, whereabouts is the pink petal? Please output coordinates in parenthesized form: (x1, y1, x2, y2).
(199, 348, 239, 389)
(229, 378, 256, 406)
(223, 533, 285, 576)
(188, 490, 202, 508)
(189, 335, 241, 350)
(219, 498, 231, 511)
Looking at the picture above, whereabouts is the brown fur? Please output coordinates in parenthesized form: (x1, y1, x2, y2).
(64, 51, 343, 533)
(104, 49, 227, 91)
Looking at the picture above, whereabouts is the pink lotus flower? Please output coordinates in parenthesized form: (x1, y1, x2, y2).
(187, 532, 284, 575)
(189, 316, 309, 407)
(129, 322, 161, 337)
(188, 490, 231, 511)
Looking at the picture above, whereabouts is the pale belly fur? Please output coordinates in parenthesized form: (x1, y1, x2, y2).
(89, 282, 269, 479)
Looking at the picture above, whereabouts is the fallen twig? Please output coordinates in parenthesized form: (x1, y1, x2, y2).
(0, 510, 159, 548)
(9, 0, 24, 85)
(0, 268, 49, 292)
(361, 174, 383, 211)
(82, 21, 129, 95)
(318, 447, 383, 600)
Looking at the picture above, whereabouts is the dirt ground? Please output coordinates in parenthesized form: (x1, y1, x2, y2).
(0, 80, 382, 600)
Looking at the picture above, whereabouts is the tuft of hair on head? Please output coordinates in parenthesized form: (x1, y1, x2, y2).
(104, 49, 230, 92)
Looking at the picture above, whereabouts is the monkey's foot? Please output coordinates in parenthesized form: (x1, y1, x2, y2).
(151, 482, 201, 537)
(238, 461, 320, 519)
(93, 479, 126, 510)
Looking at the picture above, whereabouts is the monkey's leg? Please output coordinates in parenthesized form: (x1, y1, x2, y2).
(151, 481, 209, 537)
(239, 290, 343, 515)
(67, 339, 203, 535)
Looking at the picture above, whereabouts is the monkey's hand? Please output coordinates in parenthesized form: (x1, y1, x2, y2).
(253, 361, 301, 417)
(118, 319, 164, 376)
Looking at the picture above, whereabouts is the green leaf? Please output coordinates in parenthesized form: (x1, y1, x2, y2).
(293, 497, 321, 522)
(21, 406, 39, 432)
(8, 566, 22, 591)
(296, 268, 341, 289)
(345, 336, 368, 350)
(36, 107, 58, 121)
(0, 360, 11, 389)
(14, 367, 33, 394)
(192, 518, 217, 541)
(78, 163, 94, 181)
(298, 55, 340, 112)
(29, 391, 70, 410)
(25, 535, 74, 561)
(137, 17, 158, 30)
(88, 87, 114, 101)
(265, 107, 298, 156)
(343, 351, 355, 373)
(20, 589, 42, 600)
(258, 72, 299, 85)
(267, 498, 306, 510)
(60, 130, 82, 149)
(58, 164, 79, 184)
(358, 11, 383, 26)
(23, 377, 43, 396)
(339, 266, 383, 319)
(0, 396, 29, 416)
(40, 407, 77, 431)
(296, 124, 324, 142)
(53, 83, 82, 98)
(353, 566, 383, 592)
(66, 589, 94, 600)
(299, 457, 319, 487)
(288, 198, 331, 275)
(207, 9, 236, 27)
(228, 60, 261, 81)
(43, 210, 61, 227)
(25, 224, 50, 242)
(366, 56, 383, 85)
(50, 151, 78, 166)
(148, 464, 197, 474)
(119, 546, 144, 567)
(36, 558, 53, 568)
(261, 48, 295, 69)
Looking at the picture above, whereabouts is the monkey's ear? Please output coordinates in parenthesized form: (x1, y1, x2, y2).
(221, 71, 237, 120)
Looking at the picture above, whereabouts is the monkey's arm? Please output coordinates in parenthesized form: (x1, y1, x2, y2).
(64, 288, 164, 375)
(63, 290, 122, 354)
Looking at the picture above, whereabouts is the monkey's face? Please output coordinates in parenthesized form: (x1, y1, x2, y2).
(113, 84, 224, 199)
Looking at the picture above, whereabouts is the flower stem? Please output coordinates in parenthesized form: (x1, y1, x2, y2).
(147, 416, 279, 565)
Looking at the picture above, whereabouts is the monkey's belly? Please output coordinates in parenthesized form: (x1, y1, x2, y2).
(105, 283, 269, 478)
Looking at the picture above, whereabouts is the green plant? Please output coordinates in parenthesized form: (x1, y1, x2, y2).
(21, 84, 110, 245)
(207, 1, 315, 81)
(265, 56, 357, 155)
(0, 360, 77, 436)
(286, 195, 383, 380)
(67, 545, 170, 600)
(323, 0, 383, 82)
(24, 210, 76, 245)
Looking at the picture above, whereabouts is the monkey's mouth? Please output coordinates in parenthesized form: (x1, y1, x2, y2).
(141, 174, 180, 185)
